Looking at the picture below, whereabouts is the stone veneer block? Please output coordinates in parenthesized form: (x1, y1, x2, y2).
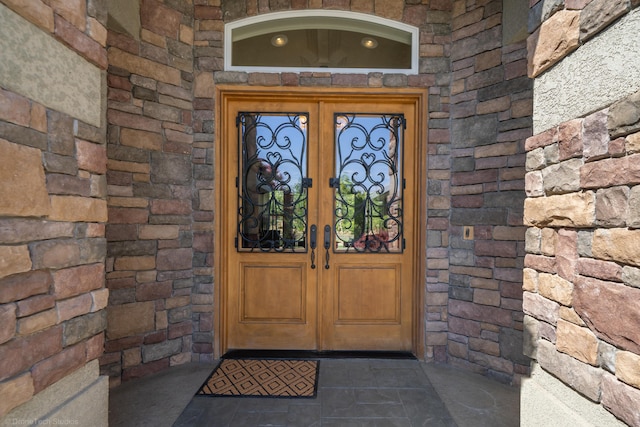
(523, 230, 543, 251)
(49, 196, 108, 223)
(106, 301, 155, 340)
(0, 360, 107, 426)
(0, 373, 33, 418)
(0, 4, 102, 127)
(596, 186, 630, 227)
(601, 373, 640, 427)
(0, 245, 31, 279)
(0, 139, 50, 217)
(616, 350, 640, 388)
(609, 90, 640, 138)
(0, 304, 16, 345)
(525, 171, 544, 196)
(53, 263, 105, 299)
(574, 275, 640, 354)
(524, 192, 595, 227)
(108, 47, 182, 86)
(523, 268, 539, 292)
(629, 185, 640, 228)
(527, 10, 580, 78)
(108, 0, 141, 40)
(538, 273, 573, 306)
(537, 339, 603, 401)
(579, 0, 631, 42)
(533, 7, 640, 133)
(523, 291, 559, 325)
(556, 319, 599, 365)
(581, 154, 640, 189)
(582, 110, 610, 160)
(194, 72, 215, 98)
(541, 158, 583, 195)
(592, 228, 640, 267)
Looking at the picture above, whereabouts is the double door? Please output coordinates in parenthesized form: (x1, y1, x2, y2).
(219, 91, 419, 353)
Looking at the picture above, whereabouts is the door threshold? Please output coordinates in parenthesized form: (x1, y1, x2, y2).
(223, 349, 416, 360)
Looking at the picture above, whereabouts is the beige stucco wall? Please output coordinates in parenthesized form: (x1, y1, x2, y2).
(533, 7, 640, 133)
(0, 362, 108, 427)
(521, 363, 624, 427)
(0, 4, 103, 127)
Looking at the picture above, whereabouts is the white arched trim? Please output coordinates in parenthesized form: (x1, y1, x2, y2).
(224, 10, 419, 74)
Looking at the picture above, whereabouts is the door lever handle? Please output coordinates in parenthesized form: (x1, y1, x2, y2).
(310, 225, 317, 269)
(323, 225, 331, 269)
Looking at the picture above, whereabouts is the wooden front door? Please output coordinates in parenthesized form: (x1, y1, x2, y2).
(217, 88, 423, 354)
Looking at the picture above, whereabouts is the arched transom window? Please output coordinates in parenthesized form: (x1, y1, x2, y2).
(225, 10, 419, 74)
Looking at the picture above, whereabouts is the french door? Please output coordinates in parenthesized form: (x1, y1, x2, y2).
(216, 88, 423, 354)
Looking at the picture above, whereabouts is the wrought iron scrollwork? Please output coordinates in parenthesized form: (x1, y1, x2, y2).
(333, 113, 404, 253)
(237, 113, 309, 252)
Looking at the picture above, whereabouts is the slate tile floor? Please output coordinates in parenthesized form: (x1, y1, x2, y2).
(174, 359, 455, 426)
(109, 358, 520, 427)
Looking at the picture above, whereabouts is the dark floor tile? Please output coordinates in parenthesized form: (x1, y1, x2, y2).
(227, 411, 263, 427)
(164, 359, 516, 427)
(173, 397, 240, 427)
(172, 409, 204, 427)
(409, 416, 458, 427)
(354, 388, 402, 405)
(398, 388, 453, 418)
(322, 418, 413, 426)
(373, 367, 432, 388)
(233, 397, 292, 413)
(321, 387, 407, 418)
(255, 410, 290, 426)
(285, 404, 322, 426)
(318, 360, 377, 388)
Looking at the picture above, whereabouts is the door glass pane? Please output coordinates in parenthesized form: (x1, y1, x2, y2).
(226, 13, 418, 73)
(232, 28, 411, 69)
(333, 113, 404, 253)
(237, 113, 309, 252)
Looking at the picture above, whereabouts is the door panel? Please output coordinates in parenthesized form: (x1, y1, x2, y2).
(226, 101, 318, 350)
(335, 265, 400, 323)
(223, 94, 417, 353)
(241, 264, 306, 322)
(319, 102, 415, 351)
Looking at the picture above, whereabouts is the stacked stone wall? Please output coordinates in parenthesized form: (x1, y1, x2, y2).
(447, 0, 532, 383)
(97, 0, 533, 386)
(0, 0, 108, 420)
(202, 0, 454, 362)
(101, 0, 207, 385)
(524, 1, 640, 425)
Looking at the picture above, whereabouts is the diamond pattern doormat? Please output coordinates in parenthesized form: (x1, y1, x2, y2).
(197, 359, 319, 398)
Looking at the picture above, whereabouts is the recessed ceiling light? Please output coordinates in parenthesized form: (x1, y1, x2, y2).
(361, 37, 378, 49)
(271, 34, 288, 47)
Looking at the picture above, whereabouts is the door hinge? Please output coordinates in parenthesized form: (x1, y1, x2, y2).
(401, 116, 406, 130)
(234, 237, 238, 248)
(403, 178, 406, 189)
(235, 177, 239, 188)
(302, 178, 313, 188)
(402, 239, 406, 250)
(329, 177, 340, 188)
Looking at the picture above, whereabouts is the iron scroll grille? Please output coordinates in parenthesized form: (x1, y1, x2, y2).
(333, 113, 404, 253)
(237, 113, 309, 252)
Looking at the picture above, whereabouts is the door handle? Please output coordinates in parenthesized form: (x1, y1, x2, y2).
(310, 225, 317, 269)
(323, 225, 331, 269)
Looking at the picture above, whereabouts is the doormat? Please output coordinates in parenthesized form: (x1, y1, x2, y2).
(196, 358, 319, 398)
